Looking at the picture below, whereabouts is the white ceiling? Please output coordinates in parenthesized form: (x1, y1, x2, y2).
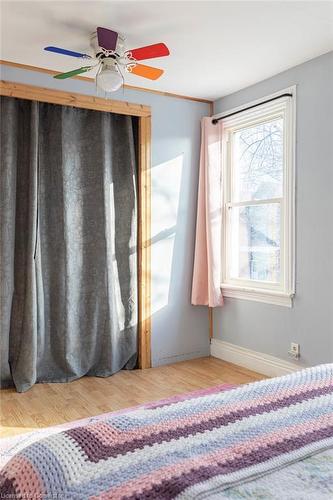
(1, 1, 333, 100)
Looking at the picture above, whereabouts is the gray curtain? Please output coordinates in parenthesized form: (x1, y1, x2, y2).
(0, 96, 138, 392)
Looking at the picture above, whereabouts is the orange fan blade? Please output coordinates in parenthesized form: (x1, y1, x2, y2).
(129, 63, 164, 80)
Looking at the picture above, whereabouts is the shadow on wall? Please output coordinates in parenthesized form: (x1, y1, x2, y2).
(150, 153, 209, 365)
(151, 154, 184, 315)
(107, 153, 198, 357)
(106, 147, 208, 365)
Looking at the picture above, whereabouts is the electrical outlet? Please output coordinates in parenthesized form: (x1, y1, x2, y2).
(288, 342, 300, 359)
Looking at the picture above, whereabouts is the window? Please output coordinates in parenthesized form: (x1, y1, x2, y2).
(221, 93, 295, 306)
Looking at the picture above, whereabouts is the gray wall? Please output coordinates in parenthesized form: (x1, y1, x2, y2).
(0, 64, 211, 367)
(213, 51, 333, 366)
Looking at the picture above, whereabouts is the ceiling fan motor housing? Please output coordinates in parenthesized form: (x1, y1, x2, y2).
(90, 31, 126, 58)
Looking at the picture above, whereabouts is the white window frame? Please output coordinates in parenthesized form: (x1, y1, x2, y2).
(219, 89, 296, 307)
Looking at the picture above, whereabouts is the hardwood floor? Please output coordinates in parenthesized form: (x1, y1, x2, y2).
(0, 357, 265, 438)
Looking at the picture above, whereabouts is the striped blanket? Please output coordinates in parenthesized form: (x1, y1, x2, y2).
(1, 364, 332, 499)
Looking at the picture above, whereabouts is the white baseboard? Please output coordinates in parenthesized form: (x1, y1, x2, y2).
(211, 338, 303, 377)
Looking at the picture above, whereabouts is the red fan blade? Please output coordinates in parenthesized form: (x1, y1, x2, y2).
(127, 43, 169, 61)
(128, 63, 164, 80)
(97, 27, 118, 51)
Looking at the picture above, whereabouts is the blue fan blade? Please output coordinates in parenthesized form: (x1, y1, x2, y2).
(44, 46, 91, 58)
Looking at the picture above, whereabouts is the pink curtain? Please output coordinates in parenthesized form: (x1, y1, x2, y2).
(191, 117, 224, 307)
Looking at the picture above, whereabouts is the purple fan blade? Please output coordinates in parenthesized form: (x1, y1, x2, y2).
(97, 27, 118, 51)
(44, 46, 91, 58)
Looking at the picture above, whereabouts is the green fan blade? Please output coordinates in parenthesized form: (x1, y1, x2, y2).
(54, 66, 92, 79)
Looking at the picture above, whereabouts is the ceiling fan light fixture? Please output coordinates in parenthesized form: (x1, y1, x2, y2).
(45, 26, 170, 89)
(97, 64, 123, 92)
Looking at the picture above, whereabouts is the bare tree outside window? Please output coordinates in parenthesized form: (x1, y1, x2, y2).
(230, 119, 283, 282)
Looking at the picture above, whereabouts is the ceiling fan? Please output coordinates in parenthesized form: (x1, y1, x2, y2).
(44, 27, 170, 92)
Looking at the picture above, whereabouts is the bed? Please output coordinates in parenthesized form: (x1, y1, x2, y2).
(1, 364, 332, 499)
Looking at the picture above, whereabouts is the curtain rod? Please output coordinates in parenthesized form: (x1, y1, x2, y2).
(212, 93, 293, 124)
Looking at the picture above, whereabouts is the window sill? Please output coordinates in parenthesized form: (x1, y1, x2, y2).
(221, 284, 294, 307)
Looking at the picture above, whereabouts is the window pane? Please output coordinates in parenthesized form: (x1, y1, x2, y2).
(232, 118, 283, 201)
(230, 204, 281, 283)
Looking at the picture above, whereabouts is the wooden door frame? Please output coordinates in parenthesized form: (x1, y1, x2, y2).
(0, 80, 152, 369)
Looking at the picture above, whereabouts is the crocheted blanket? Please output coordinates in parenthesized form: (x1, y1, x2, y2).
(1, 365, 332, 499)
